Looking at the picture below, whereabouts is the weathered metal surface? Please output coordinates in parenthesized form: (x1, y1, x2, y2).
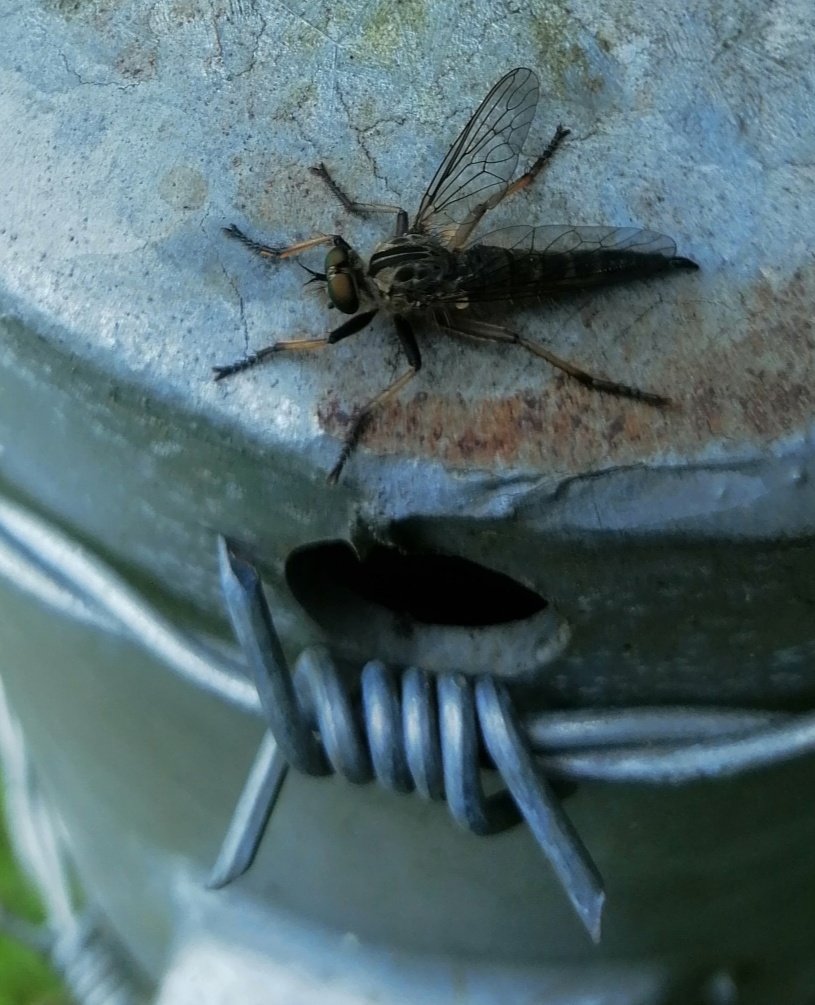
(1, 1, 813, 501)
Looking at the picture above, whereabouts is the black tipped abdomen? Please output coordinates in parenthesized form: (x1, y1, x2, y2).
(671, 255, 699, 270)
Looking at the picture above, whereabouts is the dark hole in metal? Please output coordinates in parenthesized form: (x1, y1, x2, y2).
(286, 541, 546, 627)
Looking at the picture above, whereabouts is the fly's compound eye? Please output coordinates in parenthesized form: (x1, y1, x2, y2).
(325, 245, 360, 314)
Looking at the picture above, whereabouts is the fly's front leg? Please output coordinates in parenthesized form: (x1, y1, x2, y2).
(310, 163, 409, 236)
(328, 315, 421, 484)
(224, 224, 338, 261)
(450, 125, 571, 250)
(213, 310, 378, 380)
(435, 312, 670, 406)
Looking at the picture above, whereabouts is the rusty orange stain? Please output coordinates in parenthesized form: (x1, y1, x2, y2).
(316, 263, 815, 474)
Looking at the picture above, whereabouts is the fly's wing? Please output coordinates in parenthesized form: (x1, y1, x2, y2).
(432, 225, 683, 304)
(413, 68, 539, 245)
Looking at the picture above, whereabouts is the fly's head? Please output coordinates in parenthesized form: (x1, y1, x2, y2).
(324, 237, 366, 315)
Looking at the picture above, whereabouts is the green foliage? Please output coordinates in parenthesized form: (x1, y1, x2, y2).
(0, 937, 67, 1005)
(0, 787, 70, 1005)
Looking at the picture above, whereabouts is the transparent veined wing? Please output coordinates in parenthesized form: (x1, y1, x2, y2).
(427, 224, 692, 305)
(413, 68, 540, 243)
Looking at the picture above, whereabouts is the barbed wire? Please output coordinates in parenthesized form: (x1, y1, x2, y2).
(1, 493, 812, 942)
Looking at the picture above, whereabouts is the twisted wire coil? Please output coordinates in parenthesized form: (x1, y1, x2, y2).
(214, 536, 606, 941)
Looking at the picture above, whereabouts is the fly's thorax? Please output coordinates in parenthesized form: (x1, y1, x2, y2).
(365, 233, 458, 312)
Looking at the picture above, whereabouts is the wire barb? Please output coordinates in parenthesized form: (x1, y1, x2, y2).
(212, 536, 605, 939)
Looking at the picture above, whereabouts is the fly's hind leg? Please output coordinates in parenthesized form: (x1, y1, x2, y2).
(451, 125, 570, 248)
(503, 124, 571, 201)
(213, 310, 378, 380)
(435, 313, 670, 406)
(328, 316, 421, 484)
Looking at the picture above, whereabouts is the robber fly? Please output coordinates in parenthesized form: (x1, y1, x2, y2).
(214, 67, 698, 482)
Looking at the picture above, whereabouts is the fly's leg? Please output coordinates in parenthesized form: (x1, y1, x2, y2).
(502, 124, 571, 200)
(224, 224, 338, 261)
(213, 310, 379, 380)
(326, 366, 420, 483)
(435, 312, 670, 406)
(310, 163, 409, 236)
(328, 316, 421, 484)
(450, 125, 571, 249)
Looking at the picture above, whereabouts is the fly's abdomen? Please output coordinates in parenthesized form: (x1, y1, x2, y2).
(530, 249, 692, 290)
(457, 226, 697, 304)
